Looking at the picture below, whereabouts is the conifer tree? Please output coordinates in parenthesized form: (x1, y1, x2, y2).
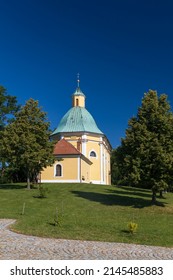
(115, 90, 173, 204)
(1, 98, 54, 189)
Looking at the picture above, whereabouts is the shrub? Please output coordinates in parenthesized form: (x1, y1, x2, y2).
(38, 185, 49, 198)
(54, 208, 63, 227)
(128, 222, 138, 234)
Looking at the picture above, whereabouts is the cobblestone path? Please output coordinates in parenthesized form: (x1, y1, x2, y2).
(0, 219, 172, 260)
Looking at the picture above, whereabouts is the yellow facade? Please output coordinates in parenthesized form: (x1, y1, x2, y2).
(41, 155, 93, 183)
(41, 158, 79, 182)
(72, 95, 85, 108)
(41, 84, 111, 185)
(81, 157, 90, 183)
(41, 133, 111, 184)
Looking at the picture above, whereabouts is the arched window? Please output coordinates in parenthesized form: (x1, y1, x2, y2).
(90, 151, 96, 157)
(76, 98, 79, 106)
(55, 164, 62, 176)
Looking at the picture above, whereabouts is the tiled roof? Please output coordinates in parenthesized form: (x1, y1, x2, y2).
(53, 138, 81, 155)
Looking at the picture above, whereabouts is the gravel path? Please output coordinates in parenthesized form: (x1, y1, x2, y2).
(0, 219, 172, 260)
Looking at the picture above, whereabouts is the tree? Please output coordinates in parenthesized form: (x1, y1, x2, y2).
(0, 85, 20, 130)
(1, 98, 54, 189)
(115, 90, 173, 204)
(111, 150, 122, 185)
(0, 86, 20, 181)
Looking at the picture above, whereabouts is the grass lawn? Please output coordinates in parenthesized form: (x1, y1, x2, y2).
(0, 183, 173, 247)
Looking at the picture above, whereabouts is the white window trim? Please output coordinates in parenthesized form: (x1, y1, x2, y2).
(54, 163, 63, 177)
(89, 150, 97, 159)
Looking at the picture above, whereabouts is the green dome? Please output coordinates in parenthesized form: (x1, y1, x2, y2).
(51, 106, 103, 135)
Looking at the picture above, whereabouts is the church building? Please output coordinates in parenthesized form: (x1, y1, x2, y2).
(41, 80, 112, 185)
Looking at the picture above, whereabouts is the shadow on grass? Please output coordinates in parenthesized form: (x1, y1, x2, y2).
(0, 183, 26, 190)
(117, 186, 151, 193)
(33, 195, 47, 199)
(0, 183, 38, 190)
(121, 230, 130, 234)
(71, 190, 166, 208)
(48, 222, 57, 227)
(107, 188, 152, 199)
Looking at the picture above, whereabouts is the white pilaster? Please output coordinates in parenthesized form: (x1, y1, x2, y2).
(81, 134, 87, 156)
(78, 157, 81, 182)
(100, 137, 103, 184)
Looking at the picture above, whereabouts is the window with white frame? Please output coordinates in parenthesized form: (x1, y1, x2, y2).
(90, 151, 97, 157)
(55, 164, 62, 176)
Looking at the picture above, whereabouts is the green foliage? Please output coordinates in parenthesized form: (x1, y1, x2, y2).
(114, 90, 173, 203)
(0, 85, 20, 130)
(0, 85, 20, 181)
(1, 98, 55, 189)
(38, 185, 49, 198)
(128, 222, 138, 234)
(111, 150, 124, 185)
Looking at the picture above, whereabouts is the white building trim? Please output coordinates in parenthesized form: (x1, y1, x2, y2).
(78, 157, 81, 182)
(41, 179, 81, 183)
(103, 149, 106, 184)
(100, 137, 103, 184)
(81, 134, 87, 156)
(90, 180, 105, 185)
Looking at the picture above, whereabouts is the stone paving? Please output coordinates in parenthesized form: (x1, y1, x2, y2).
(0, 219, 172, 260)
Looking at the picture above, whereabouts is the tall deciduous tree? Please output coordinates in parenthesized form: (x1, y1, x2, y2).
(115, 90, 173, 204)
(2, 98, 54, 189)
(0, 86, 20, 179)
(0, 85, 19, 130)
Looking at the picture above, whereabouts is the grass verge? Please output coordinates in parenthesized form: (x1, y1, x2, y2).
(0, 183, 173, 247)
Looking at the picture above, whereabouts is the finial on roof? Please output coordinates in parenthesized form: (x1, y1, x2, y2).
(77, 73, 80, 87)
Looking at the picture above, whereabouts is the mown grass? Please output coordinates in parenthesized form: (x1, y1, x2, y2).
(0, 183, 173, 247)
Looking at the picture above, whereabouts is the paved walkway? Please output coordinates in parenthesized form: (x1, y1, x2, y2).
(0, 219, 172, 260)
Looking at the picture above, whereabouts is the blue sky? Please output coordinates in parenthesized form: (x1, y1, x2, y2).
(0, 0, 173, 148)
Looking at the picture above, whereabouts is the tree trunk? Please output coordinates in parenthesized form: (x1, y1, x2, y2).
(159, 190, 164, 198)
(27, 175, 30, 190)
(151, 190, 157, 204)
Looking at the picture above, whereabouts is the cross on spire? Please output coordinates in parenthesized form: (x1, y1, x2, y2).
(77, 73, 80, 87)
